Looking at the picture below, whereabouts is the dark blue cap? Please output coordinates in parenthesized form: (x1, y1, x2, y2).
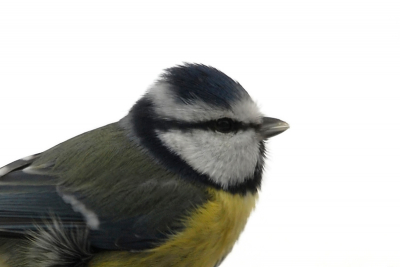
(161, 63, 249, 108)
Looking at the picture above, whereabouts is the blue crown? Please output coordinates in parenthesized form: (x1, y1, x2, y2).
(161, 63, 249, 108)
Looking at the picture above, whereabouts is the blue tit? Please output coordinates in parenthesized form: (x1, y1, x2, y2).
(0, 63, 289, 267)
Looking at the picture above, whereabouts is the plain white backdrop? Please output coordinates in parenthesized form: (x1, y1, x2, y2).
(1, 1, 399, 266)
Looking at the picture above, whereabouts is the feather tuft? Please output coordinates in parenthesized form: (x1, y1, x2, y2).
(25, 217, 92, 267)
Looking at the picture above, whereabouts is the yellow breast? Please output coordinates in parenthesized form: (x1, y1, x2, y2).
(89, 189, 258, 267)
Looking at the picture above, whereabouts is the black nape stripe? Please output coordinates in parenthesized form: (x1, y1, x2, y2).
(130, 98, 264, 195)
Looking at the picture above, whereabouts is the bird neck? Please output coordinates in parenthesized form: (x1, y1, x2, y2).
(122, 97, 263, 195)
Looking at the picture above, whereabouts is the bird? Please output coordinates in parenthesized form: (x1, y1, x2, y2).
(0, 63, 289, 267)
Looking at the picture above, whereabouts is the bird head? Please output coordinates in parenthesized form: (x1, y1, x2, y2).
(127, 63, 289, 194)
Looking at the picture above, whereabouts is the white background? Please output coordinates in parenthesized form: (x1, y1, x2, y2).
(0, 1, 399, 266)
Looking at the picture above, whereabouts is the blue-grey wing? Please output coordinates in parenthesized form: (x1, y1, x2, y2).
(0, 156, 86, 236)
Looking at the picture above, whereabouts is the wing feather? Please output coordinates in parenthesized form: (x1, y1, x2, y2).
(0, 123, 209, 250)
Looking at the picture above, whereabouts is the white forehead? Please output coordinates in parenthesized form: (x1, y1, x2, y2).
(147, 83, 263, 123)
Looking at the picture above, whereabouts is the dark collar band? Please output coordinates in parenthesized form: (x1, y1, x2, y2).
(130, 98, 263, 195)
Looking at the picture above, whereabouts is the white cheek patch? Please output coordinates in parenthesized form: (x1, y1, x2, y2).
(148, 83, 263, 124)
(156, 129, 260, 188)
(0, 166, 10, 177)
(60, 193, 100, 230)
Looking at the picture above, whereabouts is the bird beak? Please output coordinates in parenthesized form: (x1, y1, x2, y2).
(258, 117, 290, 140)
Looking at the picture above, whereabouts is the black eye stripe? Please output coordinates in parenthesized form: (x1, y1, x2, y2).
(215, 118, 234, 133)
(153, 118, 257, 132)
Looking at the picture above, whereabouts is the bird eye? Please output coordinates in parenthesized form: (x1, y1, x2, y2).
(215, 118, 234, 133)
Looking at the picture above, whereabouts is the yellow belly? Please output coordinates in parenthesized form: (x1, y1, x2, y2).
(89, 188, 258, 267)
